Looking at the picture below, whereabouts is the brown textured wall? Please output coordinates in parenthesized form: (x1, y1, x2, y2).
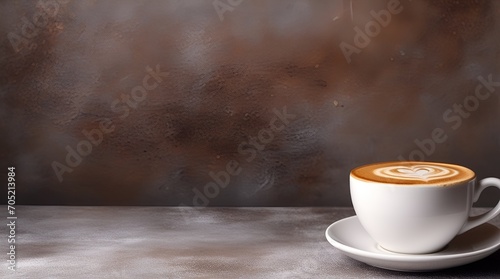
(1, 0, 499, 206)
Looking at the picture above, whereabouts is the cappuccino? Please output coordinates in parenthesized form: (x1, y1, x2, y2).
(350, 161, 500, 254)
(351, 161, 475, 186)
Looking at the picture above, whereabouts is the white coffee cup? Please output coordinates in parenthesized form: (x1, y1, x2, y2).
(350, 161, 500, 254)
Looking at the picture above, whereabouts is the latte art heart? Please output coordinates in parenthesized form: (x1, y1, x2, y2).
(373, 165, 459, 182)
(396, 167, 430, 178)
(351, 161, 475, 185)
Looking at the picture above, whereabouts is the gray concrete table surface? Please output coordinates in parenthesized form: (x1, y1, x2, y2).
(1, 206, 499, 279)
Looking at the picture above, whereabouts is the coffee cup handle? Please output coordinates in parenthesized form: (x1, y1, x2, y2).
(458, 177, 500, 234)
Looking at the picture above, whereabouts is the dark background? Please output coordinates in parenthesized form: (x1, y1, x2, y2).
(1, 0, 499, 206)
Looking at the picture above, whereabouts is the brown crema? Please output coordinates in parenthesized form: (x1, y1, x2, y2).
(351, 161, 475, 186)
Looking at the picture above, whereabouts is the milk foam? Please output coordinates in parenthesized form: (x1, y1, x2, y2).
(351, 161, 475, 185)
(373, 165, 459, 182)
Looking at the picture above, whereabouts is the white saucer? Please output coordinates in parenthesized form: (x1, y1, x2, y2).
(325, 216, 500, 272)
